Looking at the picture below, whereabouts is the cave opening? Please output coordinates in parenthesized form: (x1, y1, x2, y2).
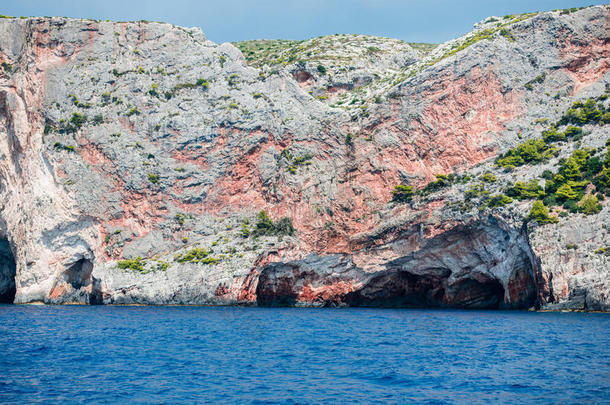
(0, 238, 16, 304)
(61, 258, 102, 305)
(341, 270, 509, 309)
(63, 258, 94, 290)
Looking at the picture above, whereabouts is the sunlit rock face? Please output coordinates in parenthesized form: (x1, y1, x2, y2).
(0, 6, 608, 309)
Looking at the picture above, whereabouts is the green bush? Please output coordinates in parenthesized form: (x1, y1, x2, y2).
(496, 139, 557, 169)
(317, 64, 327, 75)
(53, 142, 76, 152)
(480, 172, 497, 183)
(148, 173, 159, 184)
(156, 261, 169, 271)
(175, 248, 219, 264)
(127, 107, 140, 116)
(253, 211, 295, 236)
(499, 27, 515, 42)
(421, 174, 454, 194)
(555, 183, 578, 201)
(275, 217, 295, 236)
(593, 166, 610, 195)
(1, 61, 13, 72)
(148, 83, 159, 97)
(282, 149, 312, 173)
(118, 257, 146, 272)
(64, 112, 87, 133)
(557, 98, 608, 126)
(579, 194, 601, 215)
(227, 74, 239, 87)
(392, 185, 414, 203)
(465, 183, 489, 199)
(254, 210, 274, 235)
(528, 201, 558, 224)
(240, 221, 250, 238)
(506, 180, 545, 200)
(486, 194, 513, 208)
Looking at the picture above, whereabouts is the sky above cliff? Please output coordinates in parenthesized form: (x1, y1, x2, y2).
(2, 0, 607, 44)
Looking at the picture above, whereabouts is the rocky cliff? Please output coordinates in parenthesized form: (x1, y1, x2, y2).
(0, 6, 608, 309)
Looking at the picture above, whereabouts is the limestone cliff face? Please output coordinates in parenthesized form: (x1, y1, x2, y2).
(0, 6, 608, 309)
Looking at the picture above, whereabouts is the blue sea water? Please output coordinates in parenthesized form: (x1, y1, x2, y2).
(0, 306, 608, 404)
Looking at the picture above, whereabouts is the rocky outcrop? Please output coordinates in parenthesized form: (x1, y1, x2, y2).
(255, 216, 537, 309)
(0, 6, 608, 309)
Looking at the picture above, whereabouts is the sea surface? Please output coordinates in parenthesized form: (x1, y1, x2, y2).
(0, 306, 608, 404)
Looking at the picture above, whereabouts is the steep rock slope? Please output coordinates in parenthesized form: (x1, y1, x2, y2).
(0, 6, 608, 309)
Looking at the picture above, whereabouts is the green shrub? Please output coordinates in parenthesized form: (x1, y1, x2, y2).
(499, 27, 515, 42)
(253, 211, 295, 236)
(127, 107, 140, 116)
(148, 173, 159, 184)
(486, 194, 513, 208)
(555, 183, 578, 201)
(148, 83, 159, 97)
(282, 149, 313, 173)
(593, 166, 610, 195)
(480, 172, 497, 183)
(557, 98, 608, 126)
(528, 201, 558, 224)
(465, 183, 489, 199)
(274, 217, 295, 236)
(240, 221, 250, 238)
(496, 139, 557, 169)
(317, 64, 327, 75)
(579, 194, 601, 215)
(118, 257, 146, 272)
(392, 185, 414, 203)
(1, 61, 13, 72)
(53, 142, 76, 152)
(506, 180, 545, 200)
(175, 248, 219, 264)
(254, 210, 274, 235)
(156, 261, 169, 271)
(66, 112, 87, 132)
(227, 74, 239, 87)
(595, 247, 610, 256)
(420, 174, 453, 194)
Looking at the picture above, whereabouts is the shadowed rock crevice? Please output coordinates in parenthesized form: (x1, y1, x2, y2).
(0, 238, 16, 304)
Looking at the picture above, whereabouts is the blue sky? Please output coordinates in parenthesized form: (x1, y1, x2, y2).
(2, 0, 607, 44)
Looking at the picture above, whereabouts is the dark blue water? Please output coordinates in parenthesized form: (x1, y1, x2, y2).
(0, 306, 608, 404)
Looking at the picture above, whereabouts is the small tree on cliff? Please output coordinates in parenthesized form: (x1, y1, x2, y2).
(578, 194, 601, 215)
(253, 211, 295, 236)
(528, 201, 558, 224)
(392, 185, 415, 203)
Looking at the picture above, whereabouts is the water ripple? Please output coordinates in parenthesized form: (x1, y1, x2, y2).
(0, 305, 608, 404)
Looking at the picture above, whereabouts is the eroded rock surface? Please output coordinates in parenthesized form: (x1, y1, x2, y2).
(0, 6, 608, 309)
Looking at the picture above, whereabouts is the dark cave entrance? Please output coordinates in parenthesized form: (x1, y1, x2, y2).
(0, 238, 16, 304)
(61, 258, 102, 305)
(342, 271, 508, 309)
